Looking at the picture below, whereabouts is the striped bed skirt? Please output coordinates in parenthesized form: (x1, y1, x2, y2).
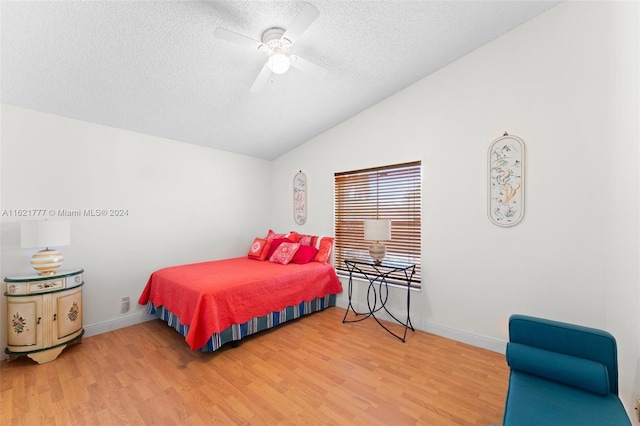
(145, 293, 337, 352)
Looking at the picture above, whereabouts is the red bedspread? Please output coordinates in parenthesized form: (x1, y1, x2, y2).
(138, 257, 342, 350)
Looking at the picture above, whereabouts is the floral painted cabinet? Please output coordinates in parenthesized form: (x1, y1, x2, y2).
(5, 269, 84, 364)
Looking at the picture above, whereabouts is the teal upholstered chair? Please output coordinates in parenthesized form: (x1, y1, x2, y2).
(503, 314, 630, 425)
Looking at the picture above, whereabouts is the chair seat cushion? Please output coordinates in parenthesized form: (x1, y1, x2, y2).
(503, 371, 630, 426)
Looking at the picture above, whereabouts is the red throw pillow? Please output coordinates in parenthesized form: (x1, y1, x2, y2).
(313, 237, 335, 264)
(287, 231, 303, 242)
(291, 245, 319, 264)
(247, 237, 271, 261)
(267, 229, 287, 240)
(291, 232, 318, 247)
(269, 242, 301, 265)
(266, 238, 292, 259)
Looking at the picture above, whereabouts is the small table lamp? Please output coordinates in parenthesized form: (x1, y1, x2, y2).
(364, 219, 391, 265)
(21, 220, 71, 276)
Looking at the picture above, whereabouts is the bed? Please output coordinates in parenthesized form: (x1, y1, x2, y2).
(138, 236, 343, 352)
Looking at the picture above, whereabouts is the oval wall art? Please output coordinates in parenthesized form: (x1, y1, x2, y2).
(293, 171, 307, 225)
(488, 133, 525, 227)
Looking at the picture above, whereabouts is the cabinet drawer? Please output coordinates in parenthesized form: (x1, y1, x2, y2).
(28, 278, 64, 293)
(66, 273, 83, 289)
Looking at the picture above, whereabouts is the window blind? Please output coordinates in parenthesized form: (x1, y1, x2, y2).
(334, 161, 422, 286)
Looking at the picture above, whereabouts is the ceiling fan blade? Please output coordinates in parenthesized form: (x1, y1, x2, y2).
(214, 27, 263, 51)
(281, 3, 319, 45)
(290, 55, 327, 80)
(250, 63, 273, 93)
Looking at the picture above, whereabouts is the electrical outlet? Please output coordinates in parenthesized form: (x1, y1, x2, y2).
(121, 297, 130, 313)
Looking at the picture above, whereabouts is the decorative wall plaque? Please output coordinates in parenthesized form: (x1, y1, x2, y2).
(488, 133, 525, 227)
(293, 171, 307, 225)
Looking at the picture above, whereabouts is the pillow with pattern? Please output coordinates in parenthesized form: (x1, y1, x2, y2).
(269, 242, 301, 265)
(247, 237, 271, 261)
(289, 231, 317, 247)
(266, 238, 292, 259)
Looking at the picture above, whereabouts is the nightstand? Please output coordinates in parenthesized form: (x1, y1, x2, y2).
(5, 269, 84, 364)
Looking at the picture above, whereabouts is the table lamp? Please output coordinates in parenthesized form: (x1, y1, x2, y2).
(364, 219, 391, 265)
(21, 220, 71, 276)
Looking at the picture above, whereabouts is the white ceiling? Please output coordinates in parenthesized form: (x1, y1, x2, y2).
(1, 1, 559, 160)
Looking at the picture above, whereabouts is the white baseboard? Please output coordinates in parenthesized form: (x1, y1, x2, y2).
(335, 299, 507, 354)
(84, 311, 155, 338)
(421, 320, 507, 354)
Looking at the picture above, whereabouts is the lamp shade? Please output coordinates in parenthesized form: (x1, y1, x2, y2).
(21, 220, 70, 248)
(364, 219, 391, 242)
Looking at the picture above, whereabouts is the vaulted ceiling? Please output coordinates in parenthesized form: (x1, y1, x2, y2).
(1, 1, 559, 160)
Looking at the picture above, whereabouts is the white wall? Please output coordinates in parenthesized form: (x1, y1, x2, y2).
(269, 1, 638, 416)
(0, 105, 272, 354)
(605, 0, 640, 416)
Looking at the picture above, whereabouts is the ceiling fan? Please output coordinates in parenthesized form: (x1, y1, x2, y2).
(214, 3, 327, 93)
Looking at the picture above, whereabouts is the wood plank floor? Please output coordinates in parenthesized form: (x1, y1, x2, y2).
(1, 308, 509, 425)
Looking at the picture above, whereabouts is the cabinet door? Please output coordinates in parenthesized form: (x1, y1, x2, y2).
(54, 287, 83, 344)
(7, 295, 43, 350)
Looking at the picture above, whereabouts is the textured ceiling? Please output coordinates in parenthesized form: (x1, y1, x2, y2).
(1, 1, 559, 160)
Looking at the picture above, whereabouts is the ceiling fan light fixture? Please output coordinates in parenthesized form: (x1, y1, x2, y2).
(214, 4, 325, 92)
(268, 51, 291, 74)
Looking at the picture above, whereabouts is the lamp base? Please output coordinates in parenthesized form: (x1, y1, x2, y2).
(31, 248, 64, 276)
(369, 242, 386, 265)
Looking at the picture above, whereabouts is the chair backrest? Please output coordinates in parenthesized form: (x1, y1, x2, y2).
(508, 314, 619, 395)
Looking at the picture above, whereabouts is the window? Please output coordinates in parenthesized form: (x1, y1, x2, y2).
(334, 161, 422, 287)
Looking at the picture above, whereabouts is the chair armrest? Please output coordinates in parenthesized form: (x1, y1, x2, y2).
(506, 343, 610, 395)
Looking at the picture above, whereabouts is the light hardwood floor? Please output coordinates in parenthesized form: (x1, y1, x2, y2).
(1, 308, 509, 425)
